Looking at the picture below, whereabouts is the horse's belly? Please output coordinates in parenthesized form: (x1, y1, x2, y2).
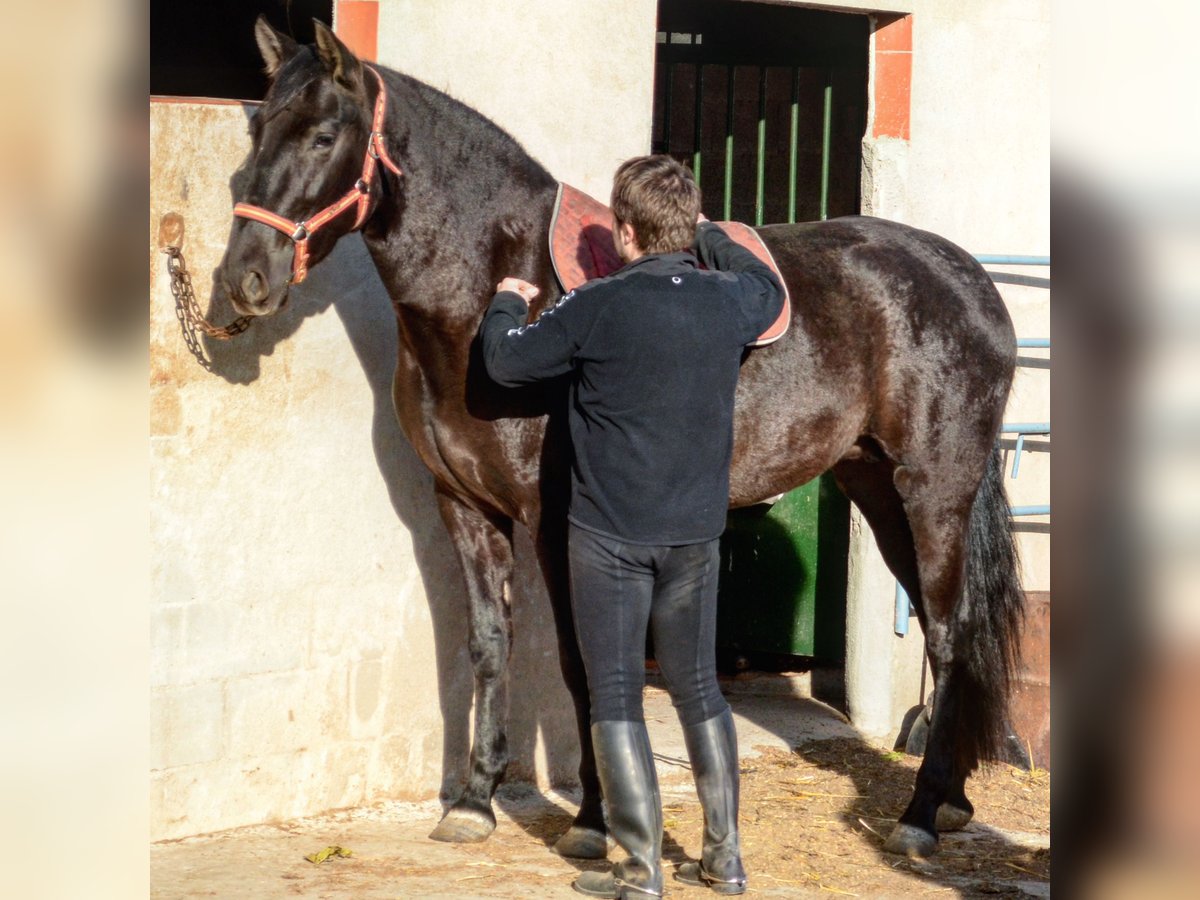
(729, 357, 868, 506)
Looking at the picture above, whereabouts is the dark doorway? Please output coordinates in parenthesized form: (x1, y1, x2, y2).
(653, 0, 868, 225)
(151, 1, 333, 100)
(651, 1, 866, 673)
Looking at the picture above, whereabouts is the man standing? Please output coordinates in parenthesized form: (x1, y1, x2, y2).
(479, 155, 783, 898)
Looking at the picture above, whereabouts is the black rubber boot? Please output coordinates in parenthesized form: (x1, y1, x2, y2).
(675, 710, 747, 894)
(572, 720, 664, 899)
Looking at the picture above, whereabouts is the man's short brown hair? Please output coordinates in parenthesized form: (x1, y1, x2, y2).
(610, 155, 702, 255)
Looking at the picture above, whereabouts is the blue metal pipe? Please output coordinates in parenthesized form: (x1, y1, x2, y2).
(1002, 423, 1050, 477)
(1011, 505, 1051, 517)
(895, 583, 911, 636)
(974, 255, 1050, 266)
(1017, 338, 1050, 349)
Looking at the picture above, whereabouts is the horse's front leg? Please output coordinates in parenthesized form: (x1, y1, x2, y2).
(429, 487, 514, 843)
(533, 515, 609, 859)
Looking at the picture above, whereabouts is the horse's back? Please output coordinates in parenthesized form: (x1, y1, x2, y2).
(760, 216, 1013, 356)
(729, 217, 1016, 503)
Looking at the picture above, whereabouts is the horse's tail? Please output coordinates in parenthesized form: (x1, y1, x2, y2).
(956, 445, 1025, 768)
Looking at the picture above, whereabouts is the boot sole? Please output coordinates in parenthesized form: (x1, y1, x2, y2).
(675, 863, 746, 895)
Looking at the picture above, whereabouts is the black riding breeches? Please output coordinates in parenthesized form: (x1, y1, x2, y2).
(568, 523, 729, 727)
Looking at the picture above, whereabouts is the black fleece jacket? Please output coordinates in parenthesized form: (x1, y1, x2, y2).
(479, 222, 784, 545)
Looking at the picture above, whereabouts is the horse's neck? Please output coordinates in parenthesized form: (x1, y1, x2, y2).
(364, 74, 557, 322)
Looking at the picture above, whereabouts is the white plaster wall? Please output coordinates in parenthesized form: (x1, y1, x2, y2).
(375, 0, 659, 200)
(907, 0, 1050, 253)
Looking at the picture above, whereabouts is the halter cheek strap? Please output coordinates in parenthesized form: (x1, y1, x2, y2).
(232, 65, 403, 284)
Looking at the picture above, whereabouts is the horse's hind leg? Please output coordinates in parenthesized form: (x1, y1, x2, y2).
(883, 458, 1004, 858)
(893, 694, 975, 831)
(429, 488, 515, 843)
(832, 447, 922, 608)
(833, 451, 984, 857)
(935, 765, 975, 831)
(937, 446, 1024, 833)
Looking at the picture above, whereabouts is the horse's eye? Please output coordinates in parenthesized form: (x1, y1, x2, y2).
(313, 133, 336, 150)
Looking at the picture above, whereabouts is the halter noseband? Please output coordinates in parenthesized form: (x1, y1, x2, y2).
(232, 65, 403, 285)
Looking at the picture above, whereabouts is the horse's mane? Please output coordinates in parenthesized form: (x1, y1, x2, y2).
(384, 68, 557, 196)
(260, 47, 557, 214)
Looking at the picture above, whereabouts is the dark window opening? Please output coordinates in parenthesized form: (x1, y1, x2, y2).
(653, 0, 868, 225)
(151, 1, 333, 101)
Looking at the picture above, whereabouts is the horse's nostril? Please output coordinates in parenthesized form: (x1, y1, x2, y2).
(241, 270, 268, 304)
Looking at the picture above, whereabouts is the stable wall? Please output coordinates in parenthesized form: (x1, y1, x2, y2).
(151, 102, 470, 839)
(372, 0, 659, 201)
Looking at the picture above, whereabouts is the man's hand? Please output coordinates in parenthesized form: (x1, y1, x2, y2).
(496, 277, 540, 306)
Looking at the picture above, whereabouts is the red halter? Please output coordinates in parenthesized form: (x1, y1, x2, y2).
(232, 65, 403, 284)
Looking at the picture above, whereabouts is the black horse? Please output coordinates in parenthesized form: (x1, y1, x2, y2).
(216, 18, 1023, 861)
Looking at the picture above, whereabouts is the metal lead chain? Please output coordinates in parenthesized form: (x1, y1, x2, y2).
(163, 245, 253, 370)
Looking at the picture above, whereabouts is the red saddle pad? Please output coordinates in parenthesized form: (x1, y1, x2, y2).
(548, 183, 790, 347)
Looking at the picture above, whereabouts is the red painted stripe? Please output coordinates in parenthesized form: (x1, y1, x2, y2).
(336, 1, 379, 62)
(873, 15, 912, 141)
(874, 14, 912, 53)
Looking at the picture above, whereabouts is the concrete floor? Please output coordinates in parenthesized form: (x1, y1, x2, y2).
(151, 672, 860, 899)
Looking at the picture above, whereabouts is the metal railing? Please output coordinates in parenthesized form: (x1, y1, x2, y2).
(659, 62, 845, 224)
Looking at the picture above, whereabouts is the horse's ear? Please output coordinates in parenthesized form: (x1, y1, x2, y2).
(313, 19, 364, 94)
(253, 15, 299, 78)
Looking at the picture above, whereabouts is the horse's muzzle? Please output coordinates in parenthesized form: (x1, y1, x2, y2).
(223, 266, 289, 318)
(240, 269, 269, 306)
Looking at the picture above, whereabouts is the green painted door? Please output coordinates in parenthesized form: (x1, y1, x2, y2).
(716, 474, 849, 663)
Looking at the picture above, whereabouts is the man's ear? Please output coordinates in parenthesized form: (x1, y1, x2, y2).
(254, 15, 299, 78)
(611, 218, 641, 262)
(619, 220, 639, 251)
(313, 19, 365, 94)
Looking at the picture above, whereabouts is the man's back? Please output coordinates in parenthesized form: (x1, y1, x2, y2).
(564, 249, 771, 544)
(482, 223, 783, 545)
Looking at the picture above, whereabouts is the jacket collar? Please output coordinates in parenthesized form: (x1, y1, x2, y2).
(619, 250, 699, 273)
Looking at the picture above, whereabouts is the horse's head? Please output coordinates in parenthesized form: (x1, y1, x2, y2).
(218, 17, 399, 317)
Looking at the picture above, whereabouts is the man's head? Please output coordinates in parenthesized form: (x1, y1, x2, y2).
(610, 155, 702, 262)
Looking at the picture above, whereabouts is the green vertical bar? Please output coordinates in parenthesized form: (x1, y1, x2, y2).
(755, 67, 766, 227)
(693, 65, 703, 186)
(788, 67, 799, 224)
(819, 68, 832, 221)
(724, 66, 734, 221)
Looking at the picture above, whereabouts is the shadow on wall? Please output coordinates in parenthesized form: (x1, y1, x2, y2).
(198, 230, 583, 810)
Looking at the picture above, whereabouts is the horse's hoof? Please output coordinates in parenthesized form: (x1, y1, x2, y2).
(882, 823, 938, 859)
(554, 825, 610, 859)
(935, 802, 973, 832)
(429, 807, 496, 843)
